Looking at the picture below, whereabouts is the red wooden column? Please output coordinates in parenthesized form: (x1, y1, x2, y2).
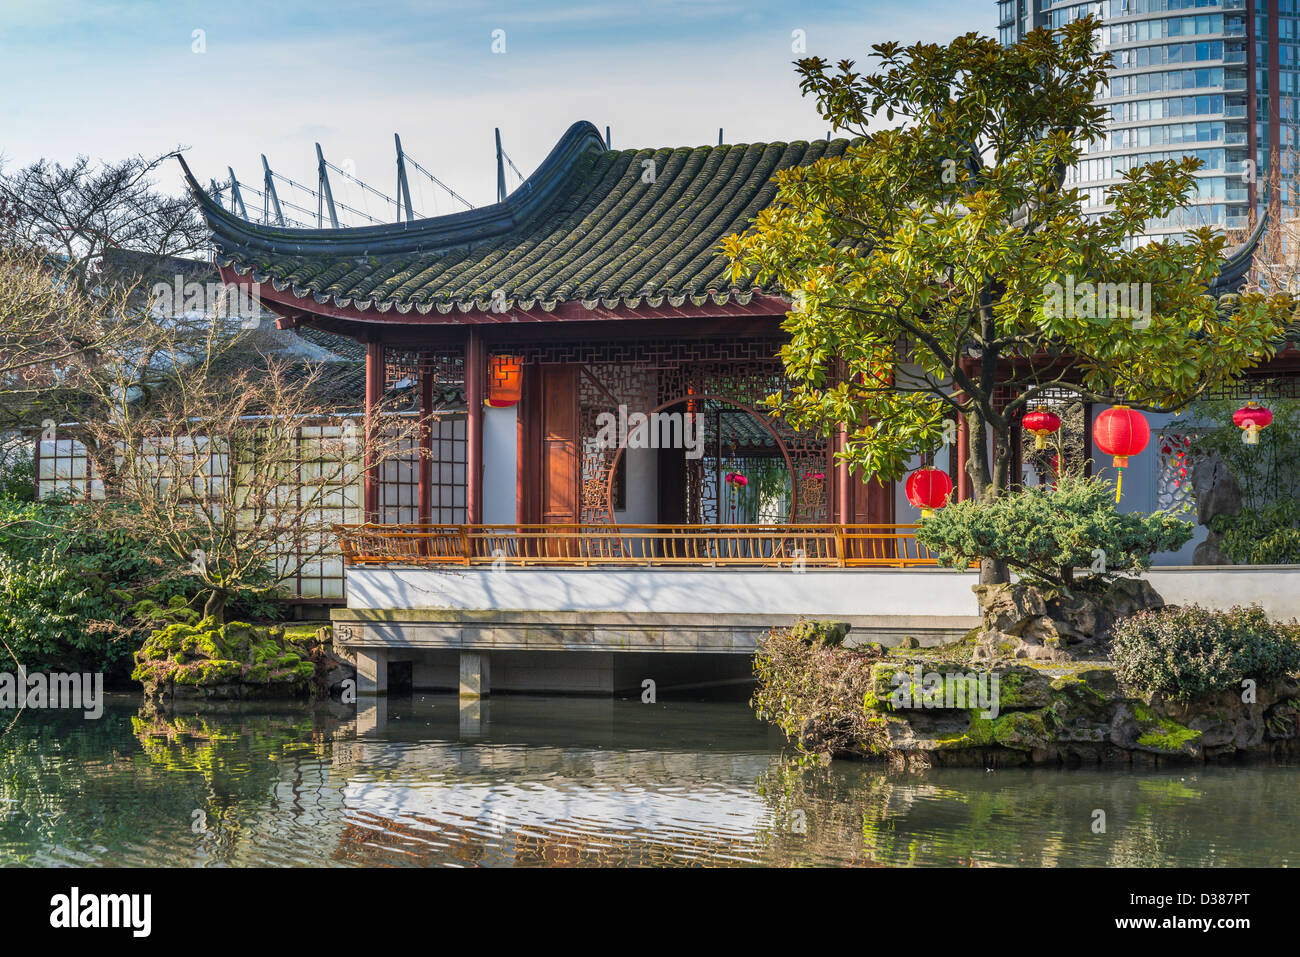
(465, 329, 484, 524)
(364, 338, 384, 522)
(836, 423, 851, 523)
(517, 363, 543, 524)
(418, 358, 433, 526)
(833, 359, 852, 524)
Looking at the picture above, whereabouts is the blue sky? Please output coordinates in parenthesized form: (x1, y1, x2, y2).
(0, 0, 990, 215)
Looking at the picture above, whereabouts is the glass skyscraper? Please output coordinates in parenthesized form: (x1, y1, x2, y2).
(997, 1, 1300, 246)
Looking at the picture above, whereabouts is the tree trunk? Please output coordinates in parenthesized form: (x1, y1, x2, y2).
(969, 412, 1012, 585)
(203, 590, 227, 625)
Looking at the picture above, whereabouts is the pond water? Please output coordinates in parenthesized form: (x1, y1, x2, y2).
(1, 694, 1297, 867)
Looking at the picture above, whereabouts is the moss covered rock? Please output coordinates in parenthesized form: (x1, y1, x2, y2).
(132, 618, 325, 701)
(753, 625, 1300, 767)
(790, 619, 852, 647)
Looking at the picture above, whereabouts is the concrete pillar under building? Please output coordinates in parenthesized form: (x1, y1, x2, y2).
(459, 650, 490, 698)
(356, 648, 388, 695)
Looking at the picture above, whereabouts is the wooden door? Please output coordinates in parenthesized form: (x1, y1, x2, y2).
(540, 366, 579, 549)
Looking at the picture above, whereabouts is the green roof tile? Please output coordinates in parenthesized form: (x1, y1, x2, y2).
(179, 120, 1264, 313)
(181, 122, 849, 314)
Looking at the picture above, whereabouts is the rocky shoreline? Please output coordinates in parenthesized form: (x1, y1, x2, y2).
(760, 600, 1300, 768)
(864, 656, 1300, 768)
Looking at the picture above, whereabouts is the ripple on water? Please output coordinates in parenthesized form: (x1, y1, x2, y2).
(1, 698, 1299, 866)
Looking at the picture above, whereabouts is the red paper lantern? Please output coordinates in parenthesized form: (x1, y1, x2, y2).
(906, 466, 953, 518)
(724, 472, 748, 487)
(1023, 407, 1062, 450)
(1233, 400, 1273, 445)
(485, 355, 523, 408)
(1092, 405, 1150, 501)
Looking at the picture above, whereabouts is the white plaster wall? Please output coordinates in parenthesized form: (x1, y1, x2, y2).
(1094, 408, 1204, 565)
(346, 565, 1300, 622)
(1144, 567, 1300, 621)
(895, 451, 925, 523)
(482, 405, 517, 524)
(614, 445, 658, 524)
(345, 566, 984, 619)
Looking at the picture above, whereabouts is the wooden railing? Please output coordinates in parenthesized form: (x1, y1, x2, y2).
(334, 523, 950, 569)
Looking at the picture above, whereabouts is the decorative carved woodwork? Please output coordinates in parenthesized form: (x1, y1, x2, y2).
(384, 336, 835, 526)
(511, 336, 834, 524)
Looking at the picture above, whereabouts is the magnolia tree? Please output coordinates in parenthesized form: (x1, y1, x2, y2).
(724, 17, 1294, 582)
(76, 319, 421, 623)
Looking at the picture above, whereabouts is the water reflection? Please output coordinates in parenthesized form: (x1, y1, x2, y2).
(0, 695, 1297, 867)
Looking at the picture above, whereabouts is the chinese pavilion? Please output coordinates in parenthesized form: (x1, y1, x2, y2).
(181, 121, 888, 537)
(177, 120, 1280, 696)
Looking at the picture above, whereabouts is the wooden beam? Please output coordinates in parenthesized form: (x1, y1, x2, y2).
(517, 363, 542, 524)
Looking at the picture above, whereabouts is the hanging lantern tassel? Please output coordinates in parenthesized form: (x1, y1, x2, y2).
(1112, 455, 1128, 502)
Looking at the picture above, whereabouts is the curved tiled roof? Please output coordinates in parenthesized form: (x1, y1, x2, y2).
(1210, 210, 1267, 297)
(179, 120, 1263, 317)
(180, 121, 848, 316)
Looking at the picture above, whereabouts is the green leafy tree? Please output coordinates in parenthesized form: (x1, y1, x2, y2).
(916, 474, 1193, 589)
(725, 18, 1292, 582)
